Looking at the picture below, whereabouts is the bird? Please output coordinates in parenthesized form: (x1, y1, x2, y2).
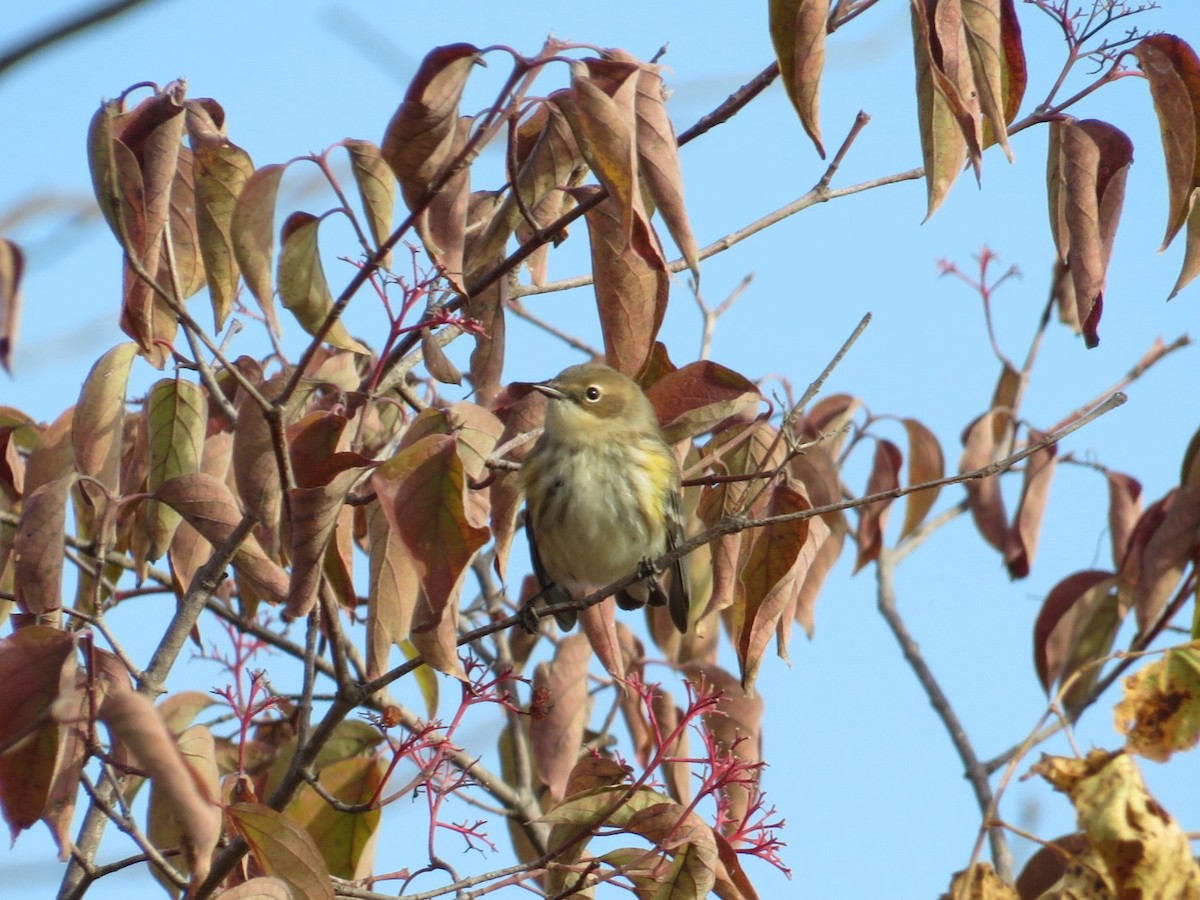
(518, 362, 691, 632)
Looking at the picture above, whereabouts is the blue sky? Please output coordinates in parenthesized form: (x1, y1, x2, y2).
(2, 1, 1198, 896)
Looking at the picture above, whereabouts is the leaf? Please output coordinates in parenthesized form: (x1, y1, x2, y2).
(1003, 431, 1057, 579)
(735, 483, 811, 693)
(1132, 486, 1200, 633)
(381, 44, 480, 289)
(0, 626, 75, 752)
(372, 434, 489, 622)
(622, 802, 718, 898)
(911, 0, 970, 219)
(344, 139, 395, 264)
(0, 238, 23, 374)
(14, 475, 74, 619)
(853, 438, 902, 571)
(529, 633, 591, 801)
(72, 343, 138, 492)
(1060, 118, 1134, 348)
(0, 716, 62, 839)
(144, 378, 207, 561)
(287, 756, 384, 879)
(769, 0, 830, 158)
(365, 502, 419, 678)
(1032, 750, 1200, 897)
(899, 417, 944, 539)
(147, 723, 220, 891)
(277, 212, 367, 354)
(155, 472, 290, 603)
(187, 101, 255, 331)
(945, 863, 1019, 899)
(644, 360, 761, 443)
(100, 691, 221, 886)
(231, 163, 286, 329)
(959, 410, 1008, 553)
(1106, 470, 1143, 570)
(962, 0, 1013, 162)
(1033, 571, 1122, 713)
(1169, 187, 1200, 297)
(226, 802, 335, 900)
(1115, 644, 1200, 762)
(1132, 35, 1200, 250)
(577, 186, 668, 376)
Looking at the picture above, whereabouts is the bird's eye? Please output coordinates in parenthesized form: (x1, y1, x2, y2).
(584, 385, 602, 402)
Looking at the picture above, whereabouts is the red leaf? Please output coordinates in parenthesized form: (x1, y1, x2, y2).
(1004, 431, 1057, 579)
(854, 438, 902, 571)
(529, 634, 591, 801)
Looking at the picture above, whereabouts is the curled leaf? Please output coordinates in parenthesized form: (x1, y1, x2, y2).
(769, 0, 830, 158)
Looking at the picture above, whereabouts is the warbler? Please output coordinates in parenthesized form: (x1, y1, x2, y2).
(519, 363, 690, 632)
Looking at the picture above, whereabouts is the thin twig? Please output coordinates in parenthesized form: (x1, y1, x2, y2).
(0, 0, 163, 77)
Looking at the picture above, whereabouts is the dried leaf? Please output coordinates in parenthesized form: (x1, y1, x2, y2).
(571, 186, 667, 377)
(277, 212, 367, 354)
(1060, 118, 1133, 348)
(101, 691, 221, 886)
(1168, 187, 1200, 298)
(529, 634, 591, 801)
(365, 502, 419, 678)
(1132, 486, 1200, 633)
(0, 626, 75, 753)
(0, 239, 23, 374)
(735, 483, 811, 693)
(911, 0, 970, 219)
(1132, 35, 1200, 250)
(1105, 470, 1143, 570)
(1115, 644, 1200, 762)
(959, 410, 1009, 553)
(14, 475, 74, 620)
(899, 417, 944, 539)
(372, 434, 489, 622)
(1003, 431, 1057, 579)
(644, 360, 761, 443)
(854, 438, 901, 571)
(1032, 571, 1121, 711)
(962, 0, 1014, 161)
(188, 101, 255, 331)
(569, 58, 642, 238)
(769, 0, 830, 158)
(1032, 750, 1200, 897)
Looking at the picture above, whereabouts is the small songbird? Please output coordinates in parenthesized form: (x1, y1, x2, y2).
(519, 363, 690, 632)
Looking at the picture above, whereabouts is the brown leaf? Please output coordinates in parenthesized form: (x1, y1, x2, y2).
(578, 600, 624, 680)
(231, 163, 285, 330)
(644, 360, 761, 444)
(226, 802, 335, 900)
(1169, 186, 1200, 298)
(372, 434, 489, 622)
(576, 186, 668, 377)
(0, 625, 75, 753)
(1033, 571, 1122, 713)
(1032, 751, 1200, 897)
(188, 101, 255, 331)
(14, 475, 74, 620)
(962, 0, 1014, 161)
(277, 212, 367, 354)
(1003, 431, 1057, 579)
(1132, 486, 1200, 633)
(365, 502, 419, 680)
(1013, 833, 1091, 900)
(736, 483, 811, 693)
(911, 0, 971, 219)
(0, 716, 62, 838)
(568, 58, 643, 239)
(854, 438, 902, 571)
(344, 139, 396, 264)
(959, 410, 1009, 553)
(1132, 35, 1200, 250)
(101, 691, 221, 886)
(1060, 118, 1133, 347)
(1105, 470, 1143, 570)
(381, 44, 480, 288)
(421, 328, 463, 385)
(144, 377, 207, 561)
(530, 633, 591, 801)
(155, 472, 289, 603)
(899, 417, 944, 539)
(945, 863, 1019, 899)
(0, 239, 23, 374)
(769, 0, 830, 159)
(489, 389, 545, 579)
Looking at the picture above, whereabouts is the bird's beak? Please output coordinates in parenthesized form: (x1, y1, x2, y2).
(513, 379, 566, 401)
